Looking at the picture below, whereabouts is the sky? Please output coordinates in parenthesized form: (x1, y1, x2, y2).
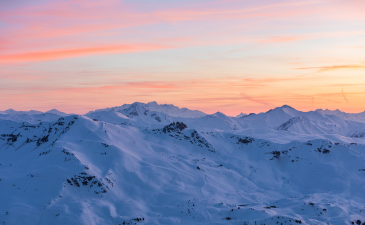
(1, 0, 365, 116)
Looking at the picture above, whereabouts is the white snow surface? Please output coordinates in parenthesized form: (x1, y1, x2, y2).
(2, 102, 365, 224)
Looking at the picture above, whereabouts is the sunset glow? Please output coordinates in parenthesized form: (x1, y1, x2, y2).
(1, 0, 365, 115)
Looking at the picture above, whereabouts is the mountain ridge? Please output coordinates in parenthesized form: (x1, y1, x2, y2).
(3, 102, 365, 122)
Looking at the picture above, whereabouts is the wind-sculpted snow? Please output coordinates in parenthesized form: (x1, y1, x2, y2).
(351, 130, 365, 138)
(277, 116, 304, 131)
(2, 103, 365, 224)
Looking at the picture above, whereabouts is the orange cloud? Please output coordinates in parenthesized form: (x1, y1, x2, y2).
(240, 93, 275, 106)
(330, 83, 365, 87)
(0, 44, 170, 63)
(27, 81, 182, 96)
(295, 65, 365, 72)
(1, 74, 365, 115)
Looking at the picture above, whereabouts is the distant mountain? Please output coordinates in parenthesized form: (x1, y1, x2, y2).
(316, 108, 365, 123)
(144, 101, 206, 118)
(85, 102, 172, 129)
(1, 109, 44, 115)
(0, 108, 70, 123)
(236, 112, 248, 118)
(46, 109, 70, 116)
(2, 102, 365, 224)
(86, 103, 365, 135)
(238, 105, 301, 129)
(87, 101, 206, 118)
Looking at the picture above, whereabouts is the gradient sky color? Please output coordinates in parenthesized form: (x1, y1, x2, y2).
(1, 0, 365, 115)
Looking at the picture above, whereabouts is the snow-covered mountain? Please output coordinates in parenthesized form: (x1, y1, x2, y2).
(0, 109, 44, 115)
(316, 108, 365, 123)
(0, 108, 70, 123)
(236, 112, 248, 118)
(46, 109, 70, 116)
(87, 101, 206, 119)
(2, 102, 365, 224)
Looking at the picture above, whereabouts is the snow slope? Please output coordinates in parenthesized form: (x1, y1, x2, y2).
(316, 109, 365, 123)
(2, 103, 365, 224)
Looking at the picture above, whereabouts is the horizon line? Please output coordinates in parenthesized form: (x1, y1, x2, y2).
(1, 101, 365, 117)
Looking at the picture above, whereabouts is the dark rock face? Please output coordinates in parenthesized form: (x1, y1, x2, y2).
(36, 135, 49, 146)
(270, 151, 281, 159)
(1, 133, 21, 144)
(151, 123, 215, 153)
(162, 122, 188, 133)
(237, 137, 254, 145)
(66, 172, 109, 195)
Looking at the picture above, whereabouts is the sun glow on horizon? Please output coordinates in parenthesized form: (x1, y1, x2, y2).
(1, 0, 365, 116)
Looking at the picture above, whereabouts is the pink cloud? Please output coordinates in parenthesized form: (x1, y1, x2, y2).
(0, 44, 170, 63)
(0, 0, 329, 54)
(258, 36, 304, 44)
(0, 74, 45, 81)
(2, 0, 365, 115)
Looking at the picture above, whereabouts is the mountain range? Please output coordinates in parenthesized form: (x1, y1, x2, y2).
(1, 102, 365, 224)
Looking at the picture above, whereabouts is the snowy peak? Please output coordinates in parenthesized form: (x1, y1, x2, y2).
(281, 104, 294, 109)
(236, 112, 248, 118)
(263, 105, 300, 119)
(146, 101, 158, 106)
(316, 108, 343, 114)
(212, 111, 227, 118)
(315, 108, 346, 118)
(120, 102, 149, 118)
(144, 101, 206, 118)
(45, 109, 70, 116)
(85, 101, 206, 120)
(2, 109, 16, 114)
(268, 104, 299, 116)
(117, 102, 171, 125)
(239, 105, 298, 129)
